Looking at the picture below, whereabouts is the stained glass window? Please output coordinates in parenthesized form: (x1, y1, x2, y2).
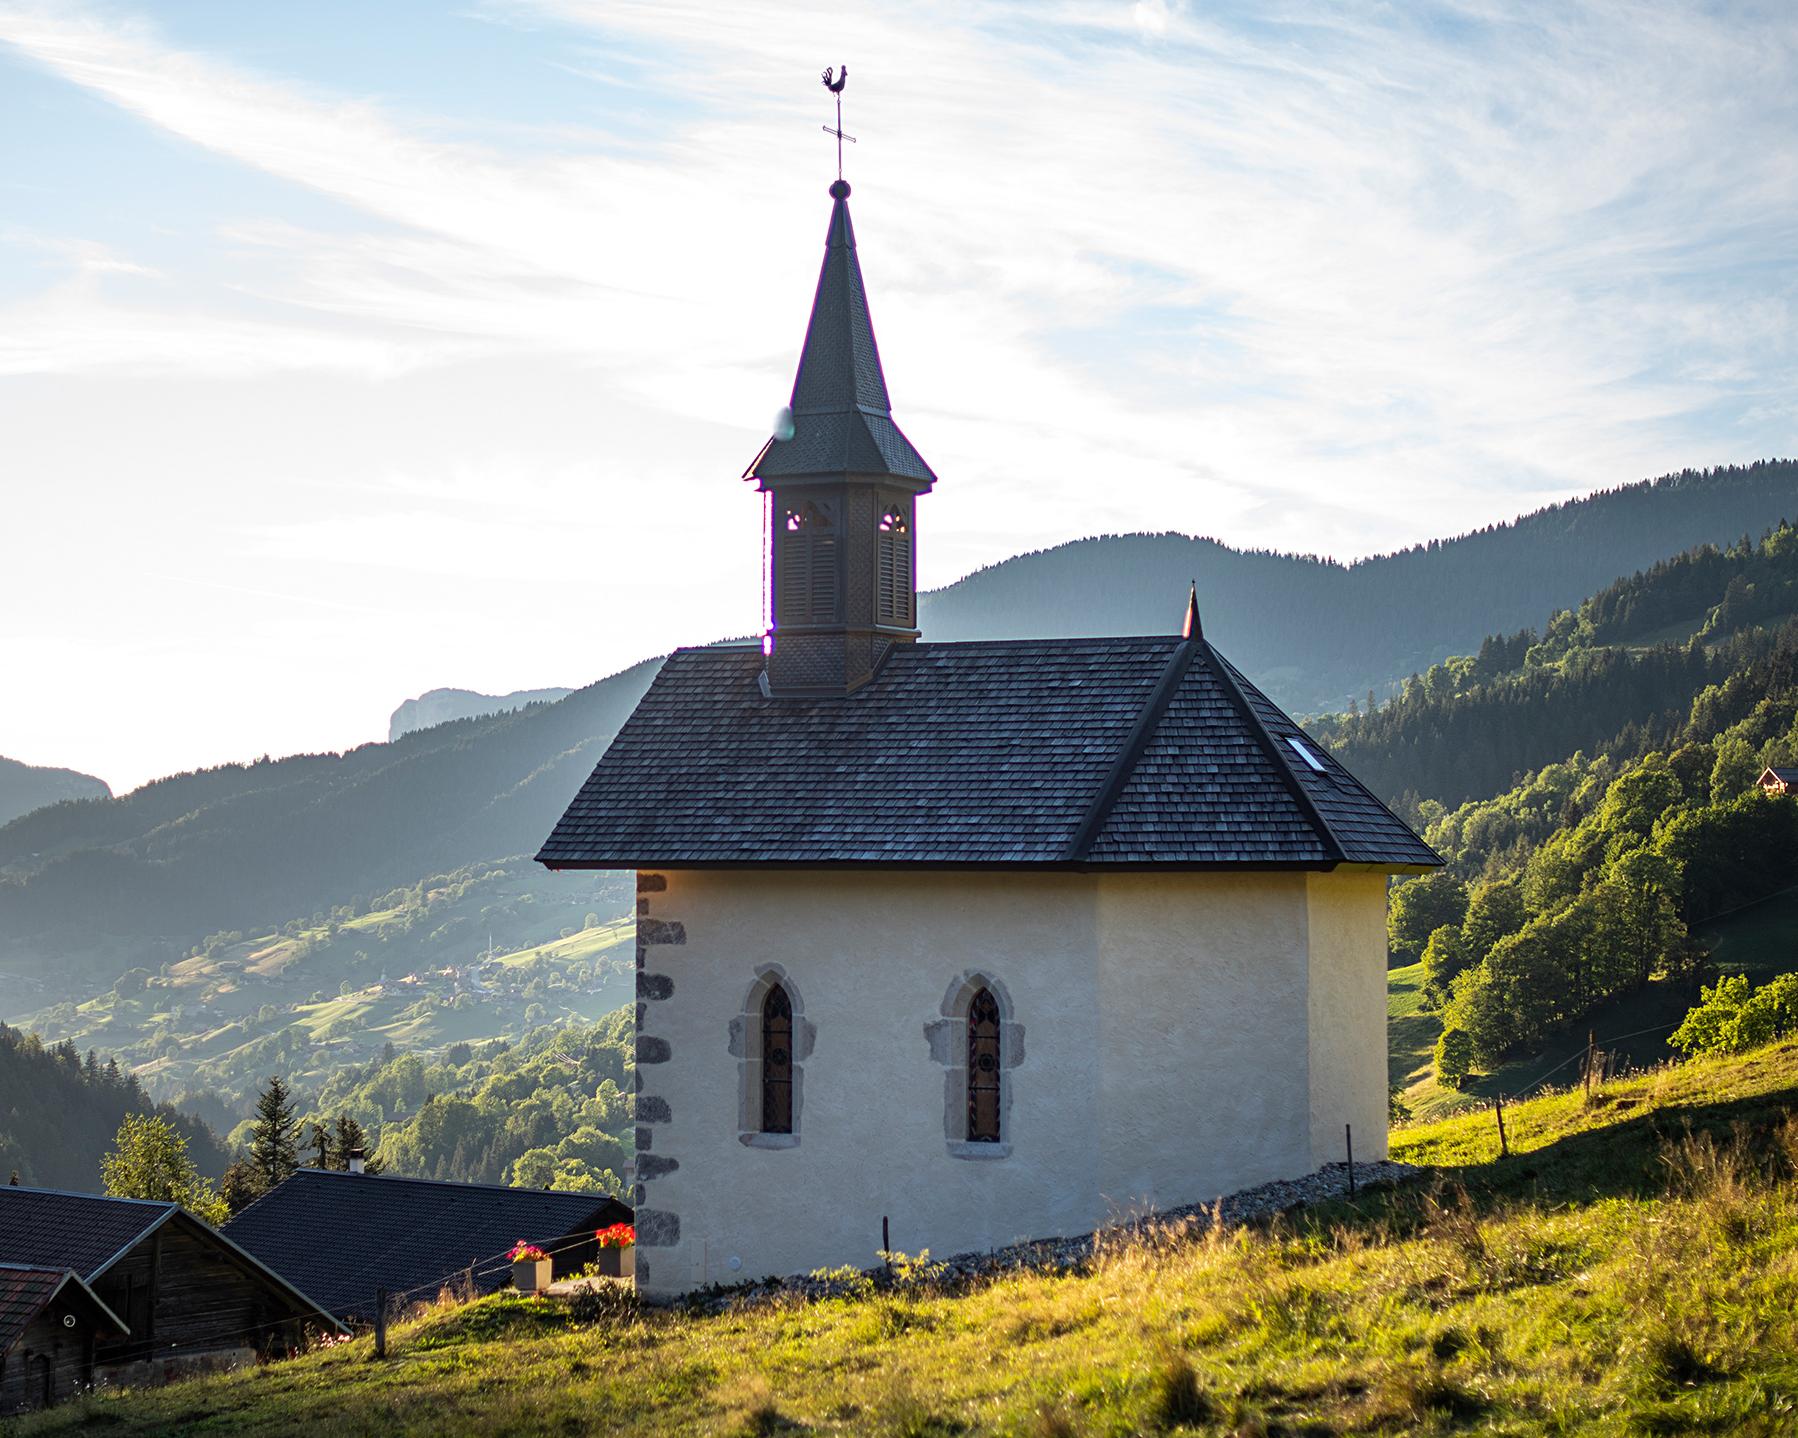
(967, 987, 1001, 1142)
(762, 983, 794, 1134)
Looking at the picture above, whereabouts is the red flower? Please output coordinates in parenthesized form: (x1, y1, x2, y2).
(596, 1223, 636, 1249)
(509, 1241, 549, 1263)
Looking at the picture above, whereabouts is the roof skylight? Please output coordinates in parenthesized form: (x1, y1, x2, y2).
(1286, 737, 1328, 773)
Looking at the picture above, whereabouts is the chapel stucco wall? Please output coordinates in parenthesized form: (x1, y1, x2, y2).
(631, 869, 1104, 1296)
(630, 866, 1390, 1298)
(1304, 869, 1393, 1166)
(1092, 871, 1314, 1214)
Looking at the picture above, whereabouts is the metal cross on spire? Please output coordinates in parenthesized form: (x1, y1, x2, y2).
(820, 65, 855, 181)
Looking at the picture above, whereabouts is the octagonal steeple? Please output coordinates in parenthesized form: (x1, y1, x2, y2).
(747, 181, 936, 696)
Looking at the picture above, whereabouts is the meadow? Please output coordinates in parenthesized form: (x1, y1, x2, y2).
(13, 1039, 1798, 1437)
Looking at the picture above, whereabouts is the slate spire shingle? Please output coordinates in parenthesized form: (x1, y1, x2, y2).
(744, 181, 935, 485)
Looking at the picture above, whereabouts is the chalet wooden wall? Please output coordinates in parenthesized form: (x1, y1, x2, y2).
(92, 1220, 309, 1371)
(0, 1310, 96, 1414)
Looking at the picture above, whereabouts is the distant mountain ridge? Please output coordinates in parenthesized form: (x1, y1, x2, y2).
(5, 460, 1798, 1004)
(389, 686, 574, 742)
(920, 461, 1798, 714)
(0, 755, 110, 829)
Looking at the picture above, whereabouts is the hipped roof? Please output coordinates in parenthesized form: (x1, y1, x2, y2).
(537, 635, 1439, 870)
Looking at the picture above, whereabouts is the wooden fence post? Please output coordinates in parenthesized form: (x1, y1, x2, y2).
(1493, 1095, 1509, 1159)
(1345, 1123, 1355, 1200)
(374, 1289, 388, 1359)
(1584, 1030, 1596, 1099)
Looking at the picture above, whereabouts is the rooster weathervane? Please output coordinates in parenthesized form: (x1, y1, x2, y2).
(821, 65, 855, 182)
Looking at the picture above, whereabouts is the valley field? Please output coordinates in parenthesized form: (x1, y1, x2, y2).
(13, 1041, 1798, 1436)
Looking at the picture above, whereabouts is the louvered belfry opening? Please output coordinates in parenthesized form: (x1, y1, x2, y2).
(778, 500, 841, 625)
(876, 504, 912, 626)
(745, 179, 936, 697)
(967, 987, 1002, 1142)
(762, 982, 794, 1134)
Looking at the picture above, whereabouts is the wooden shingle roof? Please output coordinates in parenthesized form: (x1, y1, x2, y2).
(537, 635, 1438, 870)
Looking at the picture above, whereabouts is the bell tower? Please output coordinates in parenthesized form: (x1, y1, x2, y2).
(744, 178, 936, 696)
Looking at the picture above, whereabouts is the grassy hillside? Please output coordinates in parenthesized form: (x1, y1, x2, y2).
(16, 861, 633, 1120)
(1390, 884, 1798, 1121)
(16, 1043, 1798, 1437)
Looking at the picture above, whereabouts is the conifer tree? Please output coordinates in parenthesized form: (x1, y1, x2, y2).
(332, 1114, 382, 1173)
(248, 1075, 300, 1191)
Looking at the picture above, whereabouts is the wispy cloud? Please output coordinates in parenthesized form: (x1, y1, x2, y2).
(1, 0, 1796, 785)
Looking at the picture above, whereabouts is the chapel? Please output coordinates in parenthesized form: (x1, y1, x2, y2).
(537, 175, 1440, 1298)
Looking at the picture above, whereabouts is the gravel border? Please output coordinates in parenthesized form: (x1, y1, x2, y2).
(680, 1158, 1426, 1313)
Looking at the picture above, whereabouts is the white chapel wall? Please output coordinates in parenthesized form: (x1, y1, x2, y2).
(630, 866, 1386, 1298)
(1093, 872, 1313, 1212)
(1304, 868, 1393, 1167)
(631, 869, 1105, 1296)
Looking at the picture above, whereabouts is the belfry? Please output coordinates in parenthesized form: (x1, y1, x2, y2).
(745, 179, 936, 695)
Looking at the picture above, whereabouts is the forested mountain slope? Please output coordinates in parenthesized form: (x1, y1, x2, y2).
(0, 755, 110, 828)
(0, 1023, 229, 1188)
(923, 460, 1798, 712)
(4, 462, 1794, 1014)
(1312, 523, 1798, 810)
(0, 658, 660, 991)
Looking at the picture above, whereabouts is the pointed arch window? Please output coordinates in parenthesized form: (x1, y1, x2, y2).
(761, 982, 794, 1134)
(966, 986, 1002, 1142)
(876, 505, 912, 626)
(778, 501, 839, 624)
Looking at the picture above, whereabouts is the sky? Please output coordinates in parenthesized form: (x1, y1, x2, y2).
(2, 1, 1796, 793)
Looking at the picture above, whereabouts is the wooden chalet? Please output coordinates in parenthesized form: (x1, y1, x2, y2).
(1757, 766, 1798, 795)
(0, 1186, 341, 1398)
(0, 1265, 128, 1414)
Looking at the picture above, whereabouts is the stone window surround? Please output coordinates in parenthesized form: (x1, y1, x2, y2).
(924, 971, 1025, 1160)
(728, 965, 817, 1149)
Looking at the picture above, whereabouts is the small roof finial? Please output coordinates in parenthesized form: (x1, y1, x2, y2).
(820, 65, 855, 187)
(1182, 581, 1202, 641)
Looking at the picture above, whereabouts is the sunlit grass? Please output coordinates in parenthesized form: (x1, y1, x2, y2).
(14, 1043, 1798, 1436)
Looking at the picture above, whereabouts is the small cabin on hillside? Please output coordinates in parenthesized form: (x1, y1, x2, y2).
(1757, 766, 1798, 795)
(224, 1169, 631, 1321)
(0, 1186, 340, 1394)
(0, 1265, 128, 1414)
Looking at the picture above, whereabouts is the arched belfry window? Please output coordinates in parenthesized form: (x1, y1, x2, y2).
(967, 987, 1002, 1142)
(762, 983, 794, 1135)
(779, 501, 839, 624)
(876, 505, 912, 626)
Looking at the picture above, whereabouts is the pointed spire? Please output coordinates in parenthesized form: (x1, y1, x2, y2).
(1182, 581, 1203, 641)
(745, 182, 935, 486)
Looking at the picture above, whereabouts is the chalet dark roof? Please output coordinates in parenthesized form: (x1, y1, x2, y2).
(1762, 766, 1798, 783)
(0, 1187, 344, 1332)
(0, 1265, 127, 1354)
(537, 635, 1439, 870)
(224, 1170, 630, 1319)
(0, 1187, 176, 1278)
(743, 182, 935, 486)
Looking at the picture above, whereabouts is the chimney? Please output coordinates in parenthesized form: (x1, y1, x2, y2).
(347, 1148, 366, 1175)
